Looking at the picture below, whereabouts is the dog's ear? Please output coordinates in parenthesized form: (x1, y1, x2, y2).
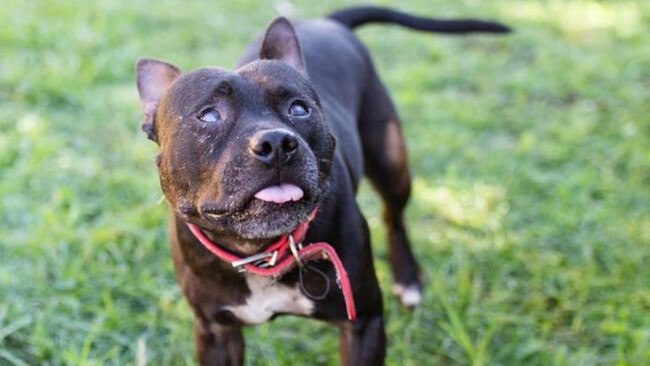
(260, 17, 307, 77)
(136, 58, 181, 143)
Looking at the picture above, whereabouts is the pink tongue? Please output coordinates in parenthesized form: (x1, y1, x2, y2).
(254, 184, 304, 204)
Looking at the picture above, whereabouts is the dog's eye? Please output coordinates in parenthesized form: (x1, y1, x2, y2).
(198, 108, 222, 123)
(288, 100, 310, 118)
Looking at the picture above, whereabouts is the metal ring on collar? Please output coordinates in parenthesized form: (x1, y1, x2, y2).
(288, 235, 304, 268)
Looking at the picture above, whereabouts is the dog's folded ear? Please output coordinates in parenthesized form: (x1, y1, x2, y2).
(260, 17, 308, 77)
(136, 58, 181, 143)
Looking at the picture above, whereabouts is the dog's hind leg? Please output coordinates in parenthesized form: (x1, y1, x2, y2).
(358, 71, 422, 307)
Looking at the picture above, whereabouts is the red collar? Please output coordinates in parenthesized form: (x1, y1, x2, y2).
(186, 208, 357, 320)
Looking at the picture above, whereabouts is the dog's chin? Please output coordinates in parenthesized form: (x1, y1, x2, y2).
(205, 199, 317, 240)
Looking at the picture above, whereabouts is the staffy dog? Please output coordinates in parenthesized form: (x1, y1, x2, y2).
(135, 6, 509, 365)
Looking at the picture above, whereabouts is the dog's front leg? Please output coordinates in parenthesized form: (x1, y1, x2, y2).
(338, 314, 387, 366)
(194, 318, 244, 366)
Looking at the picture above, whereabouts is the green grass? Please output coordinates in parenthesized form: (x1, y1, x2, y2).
(1, 0, 649, 364)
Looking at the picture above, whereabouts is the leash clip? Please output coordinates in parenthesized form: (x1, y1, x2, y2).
(231, 250, 278, 272)
(288, 235, 304, 268)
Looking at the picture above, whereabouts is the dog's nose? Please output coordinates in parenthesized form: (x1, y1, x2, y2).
(249, 129, 299, 166)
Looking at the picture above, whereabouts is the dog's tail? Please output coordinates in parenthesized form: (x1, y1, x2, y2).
(327, 6, 511, 34)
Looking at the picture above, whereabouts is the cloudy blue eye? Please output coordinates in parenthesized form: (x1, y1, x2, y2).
(198, 108, 222, 123)
(288, 100, 310, 118)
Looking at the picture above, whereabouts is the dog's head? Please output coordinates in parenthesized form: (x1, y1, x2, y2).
(136, 17, 335, 240)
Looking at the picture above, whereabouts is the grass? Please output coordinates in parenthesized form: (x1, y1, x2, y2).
(1, 0, 649, 364)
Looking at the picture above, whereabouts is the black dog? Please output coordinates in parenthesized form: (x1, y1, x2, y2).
(136, 6, 508, 365)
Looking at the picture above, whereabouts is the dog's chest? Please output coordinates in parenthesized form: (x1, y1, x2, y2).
(224, 274, 314, 324)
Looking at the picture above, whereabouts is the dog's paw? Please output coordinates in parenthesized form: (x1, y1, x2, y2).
(392, 283, 422, 308)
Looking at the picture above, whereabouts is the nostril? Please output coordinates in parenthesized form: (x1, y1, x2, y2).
(249, 129, 298, 165)
(283, 136, 298, 153)
(253, 140, 274, 157)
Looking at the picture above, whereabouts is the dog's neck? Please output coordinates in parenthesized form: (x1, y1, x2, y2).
(184, 208, 319, 257)
(200, 229, 278, 256)
(173, 213, 283, 273)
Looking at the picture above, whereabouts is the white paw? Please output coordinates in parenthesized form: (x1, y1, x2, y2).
(392, 283, 422, 308)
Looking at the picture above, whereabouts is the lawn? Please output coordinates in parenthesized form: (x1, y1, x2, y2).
(1, 0, 649, 365)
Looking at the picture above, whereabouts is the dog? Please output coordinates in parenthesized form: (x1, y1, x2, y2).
(135, 6, 509, 365)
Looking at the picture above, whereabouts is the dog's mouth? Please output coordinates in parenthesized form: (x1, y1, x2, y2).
(191, 180, 321, 240)
(201, 183, 306, 219)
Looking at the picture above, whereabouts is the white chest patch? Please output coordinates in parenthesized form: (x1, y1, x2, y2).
(224, 274, 314, 324)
